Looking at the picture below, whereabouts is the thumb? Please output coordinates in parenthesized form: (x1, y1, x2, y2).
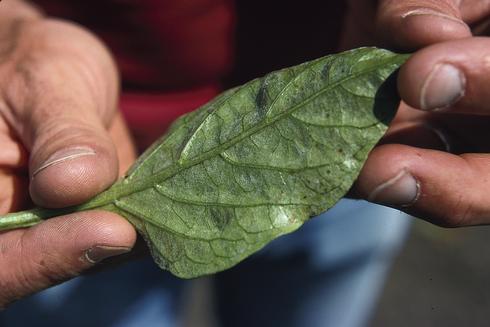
(4, 20, 120, 208)
(376, 0, 472, 50)
(27, 112, 119, 208)
(0, 210, 136, 307)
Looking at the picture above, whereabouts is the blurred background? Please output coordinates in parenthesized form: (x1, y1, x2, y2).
(370, 220, 490, 327)
(182, 219, 490, 327)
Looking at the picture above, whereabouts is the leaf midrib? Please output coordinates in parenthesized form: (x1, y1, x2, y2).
(80, 53, 404, 210)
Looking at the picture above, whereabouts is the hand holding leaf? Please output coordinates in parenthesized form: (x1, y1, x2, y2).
(0, 47, 407, 278)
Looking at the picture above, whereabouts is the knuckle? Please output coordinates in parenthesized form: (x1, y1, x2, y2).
(5, 20, 118, 125)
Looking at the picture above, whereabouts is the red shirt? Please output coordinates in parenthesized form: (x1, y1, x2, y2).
(35, 0, 235, 148)
(35, 0, 345, 148)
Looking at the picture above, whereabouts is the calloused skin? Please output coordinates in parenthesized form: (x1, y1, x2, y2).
(1, 0, 490, 308)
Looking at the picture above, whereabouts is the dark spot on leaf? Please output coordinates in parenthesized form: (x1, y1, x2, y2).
(255, 80, 268, 119)
(210, 207, 233, 231)
(321, 63, 330, 81)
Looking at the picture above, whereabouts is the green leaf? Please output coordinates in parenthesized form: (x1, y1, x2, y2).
(0, 47, 408, 278)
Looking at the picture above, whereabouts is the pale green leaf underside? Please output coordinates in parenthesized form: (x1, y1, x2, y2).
(88, 47, 407, 278)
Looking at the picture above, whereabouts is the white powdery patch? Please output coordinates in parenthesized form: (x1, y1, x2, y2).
(342, 159, 358, 169)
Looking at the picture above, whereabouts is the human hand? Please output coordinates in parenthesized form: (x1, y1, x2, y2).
(344, 0, 490, 226)
(0, 3, 136, 307)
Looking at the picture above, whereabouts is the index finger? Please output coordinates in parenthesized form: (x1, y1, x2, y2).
(376, 0, 471, 50)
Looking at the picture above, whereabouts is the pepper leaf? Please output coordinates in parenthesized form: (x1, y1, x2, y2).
(0, 47, 408, 278)
(87, 47, 406, 278)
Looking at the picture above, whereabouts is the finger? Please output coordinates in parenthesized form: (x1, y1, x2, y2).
(0, 132, 28, 169)
(398, 37, 490, 113)
(0, 170, 29, 213)
(356, 144, 490, 227)
(3, 20, 120, 208)
(0, 210, 136, 307)
(460, 0, 490, 26)
(380, 102, 454, 152)
(380, 121, 451, 152)
(0, 118, 28, 169)
(376, 0, 471, 50)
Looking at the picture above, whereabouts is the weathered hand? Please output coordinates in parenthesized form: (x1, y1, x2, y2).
(0, 2, 136, 306)
(345, 0, 490, 226)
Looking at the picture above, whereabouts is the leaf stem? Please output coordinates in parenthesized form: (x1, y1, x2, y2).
(0, 207, 74, 231)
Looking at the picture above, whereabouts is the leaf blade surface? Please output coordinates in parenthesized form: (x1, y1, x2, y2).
(89, 47, 408, 278)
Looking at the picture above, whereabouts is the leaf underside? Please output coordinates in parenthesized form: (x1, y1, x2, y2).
(91, 47, 407, 278)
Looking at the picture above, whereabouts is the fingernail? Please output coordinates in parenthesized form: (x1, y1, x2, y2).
(368, 170, 420, 207)
(33, 147, 96, 177)
(420, 63, 465, 110)
(84, 245, 132, 264)
(402, 9, 468, 27)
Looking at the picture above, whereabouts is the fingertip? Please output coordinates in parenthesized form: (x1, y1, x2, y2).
(82, 210, 137, 250)
(356, 144, 414, 201)
(29, 143, 118, 208)
(33, 209, 137, 266)
(377, 5, 471, 50)
(399, 57, 466, 111)
(358, 144, 490, 226)
(0, 210, 136, 305)
(398, 38, 490, 113)
(398, 10, 470, 48)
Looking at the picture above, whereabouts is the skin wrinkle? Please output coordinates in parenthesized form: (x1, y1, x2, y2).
(12, 231, 39, 300)
(455, 154, 490, 226)
(0, 58, 44, 150)
(2, 20, 119, 143)
(0, 129, 26, 168)
(11, 64, 36, 145)
(36, 41, 115, 123)
(17, 218, 79, 292)
(427, 152, 481, 227)
(445, 192, 469, 227)
(29, 114, 104, 141)
(458, 199, 473, 226)
(0, 57, 36, 147)
(17, 56, 98, 127)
